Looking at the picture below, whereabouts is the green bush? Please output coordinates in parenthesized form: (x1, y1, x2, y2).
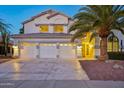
(108, 52, 124, 60)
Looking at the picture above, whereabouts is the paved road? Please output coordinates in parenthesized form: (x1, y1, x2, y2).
(0, 80, 124, 88)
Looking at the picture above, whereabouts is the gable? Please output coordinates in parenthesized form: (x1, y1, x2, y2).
(22, 10, 71, 25)
(23, 10, 73, 34)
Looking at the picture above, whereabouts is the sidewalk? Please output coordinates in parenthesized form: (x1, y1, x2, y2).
(0, 80, 124, 88)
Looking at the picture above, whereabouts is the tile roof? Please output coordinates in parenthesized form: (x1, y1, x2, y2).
(22, 9, 72, 24)
(11, 33, 73, 39)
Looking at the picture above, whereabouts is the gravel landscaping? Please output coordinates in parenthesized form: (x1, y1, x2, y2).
(79, 60, 124, 81)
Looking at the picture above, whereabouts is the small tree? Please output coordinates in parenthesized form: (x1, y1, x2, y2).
(19, 26, 24, 34)
(0, 19, 11, 56)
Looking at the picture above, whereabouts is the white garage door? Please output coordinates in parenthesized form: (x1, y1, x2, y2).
(20, 43, 76, 59)
(20, 43, 38, 58)
(40, 44, 57, 58)
(59, 44, 76, 59)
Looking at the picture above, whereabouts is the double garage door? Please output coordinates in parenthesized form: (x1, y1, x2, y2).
(20, 43, 76, 59)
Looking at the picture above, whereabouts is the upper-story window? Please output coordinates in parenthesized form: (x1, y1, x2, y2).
(54, 25, 63, 32)
(39, 25, 48, 32)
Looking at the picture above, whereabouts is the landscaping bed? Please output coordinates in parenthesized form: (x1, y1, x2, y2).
(79, 60, 124, 81)
(108, 52, 124, 60)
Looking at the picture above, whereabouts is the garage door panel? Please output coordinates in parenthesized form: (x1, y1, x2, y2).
(20, 43, 38, 58)
(40, 46, 57, 58)
(59, 46, 76, 58)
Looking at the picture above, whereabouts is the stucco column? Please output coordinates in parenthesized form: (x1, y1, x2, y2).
(18, 42, 21, 58)
(49, 25, 54, 33)
(10, 46, 13, 57)
(37, 43, 40, 58)
(56, 42, 60, 58)
(94, 36, 100, 59)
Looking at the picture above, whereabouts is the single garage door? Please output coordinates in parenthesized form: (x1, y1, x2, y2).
(20, 42, 38, 58)
(59, 44, 76, 59)
(39, 44, 58, 58)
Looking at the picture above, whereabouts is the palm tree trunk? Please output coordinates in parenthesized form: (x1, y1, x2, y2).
(99, 37, 108, 61)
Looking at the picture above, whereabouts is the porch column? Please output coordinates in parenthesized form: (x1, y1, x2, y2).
(10, 46, 13, 57)
(76, 43, 82, 58)
(94, 36, 100, 59)
(17, 42, 21, 58)
(37, 43, 40, 58)
(56, 42, 60, 58)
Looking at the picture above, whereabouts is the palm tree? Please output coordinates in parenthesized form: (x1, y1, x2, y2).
(0, 19, 11, 56)
(69, 5, 124, 60)
(19, 26, 24, 34)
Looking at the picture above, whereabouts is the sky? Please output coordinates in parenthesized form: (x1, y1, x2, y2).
(0, 5, 81, 34)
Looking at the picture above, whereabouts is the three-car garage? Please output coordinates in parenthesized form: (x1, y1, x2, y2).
(19, 42, 76, 59)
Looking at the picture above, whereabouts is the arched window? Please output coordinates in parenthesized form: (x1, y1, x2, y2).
(107, 35, 119, 52)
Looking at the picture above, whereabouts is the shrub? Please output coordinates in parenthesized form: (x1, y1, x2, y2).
(108, 52, 124, 60)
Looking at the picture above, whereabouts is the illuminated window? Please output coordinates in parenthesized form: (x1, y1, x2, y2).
(113, 37, 119, 52)
(86, 45, 89, 55)
(54, 25, 63, 32)
(107, 35, 119, 52)
(39, 25, 48, 32)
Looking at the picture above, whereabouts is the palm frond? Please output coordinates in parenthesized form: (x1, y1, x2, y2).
(89, 31, 98, 42)
(74, 12, 98, 22)
(71, 30, 85, 42)
(69, 5, 124, 41)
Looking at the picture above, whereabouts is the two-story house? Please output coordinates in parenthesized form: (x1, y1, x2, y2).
(11, 10, 78, 59)
(11, 9, 124, 60)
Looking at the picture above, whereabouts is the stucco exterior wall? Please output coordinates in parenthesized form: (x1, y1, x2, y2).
(24, 14, 71, 34)
(24, 21, 36, 34)
(15, 38, 72, 43)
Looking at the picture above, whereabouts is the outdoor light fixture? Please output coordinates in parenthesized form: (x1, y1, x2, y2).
(89, 44, 93, 48)
(12, 45, 18, 49)
(77, 46, 82, 49)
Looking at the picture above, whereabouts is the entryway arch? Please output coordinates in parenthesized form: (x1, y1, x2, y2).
(107, 35, 119, 52)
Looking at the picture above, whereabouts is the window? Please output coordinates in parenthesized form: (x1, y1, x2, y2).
(107, 35, 119, 52)
(54, 25, 63, 32)
(39, 25, 48, 32)
(86, 45, 89, 55)
(113, 37, 119, 52)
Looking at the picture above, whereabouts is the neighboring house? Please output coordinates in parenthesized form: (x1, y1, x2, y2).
(0, 37, 14, 56)
(11, 9, 124, 59)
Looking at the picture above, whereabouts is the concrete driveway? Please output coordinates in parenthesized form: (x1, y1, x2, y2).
(0, 58, 89, 80)
(0, 59, 124, 88)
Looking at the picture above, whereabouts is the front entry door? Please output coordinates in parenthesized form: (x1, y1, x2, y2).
(82, 43, 94, 59)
